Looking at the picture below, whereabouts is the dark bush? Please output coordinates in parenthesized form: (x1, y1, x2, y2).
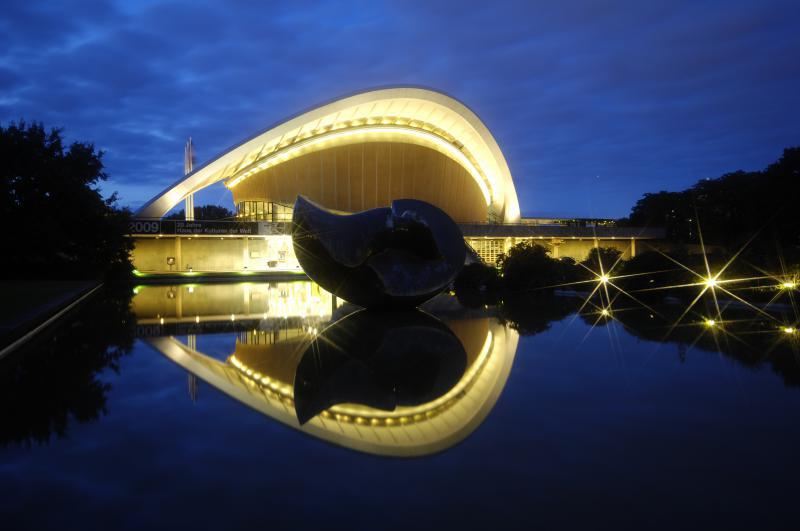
(453, 262, 502, 307)
(497, 241, 560, 293)
(580, 247, 624, 279)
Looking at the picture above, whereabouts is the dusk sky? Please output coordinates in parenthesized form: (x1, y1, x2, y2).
(2, 0, 798, 218)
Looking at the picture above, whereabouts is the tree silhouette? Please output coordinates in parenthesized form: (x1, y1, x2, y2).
(0, 121, 132, 280)
(165, 204, 235, 221)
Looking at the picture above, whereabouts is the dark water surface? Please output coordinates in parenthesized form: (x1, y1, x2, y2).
(1, 282, 798, 530)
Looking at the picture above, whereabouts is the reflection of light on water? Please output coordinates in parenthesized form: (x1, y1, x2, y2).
(143, 307, 519, 456)
(132, 281, 333, 324)
(230, 354, 294, 397)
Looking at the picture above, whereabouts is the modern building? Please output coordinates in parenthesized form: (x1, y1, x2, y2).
(131, 87, 662, 274)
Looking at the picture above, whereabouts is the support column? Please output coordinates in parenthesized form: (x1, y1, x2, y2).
(550, 238, 564, 259)
(184, 137, 195, 221)
(185, 193, 194, 221)
(630, 238, 637, 258)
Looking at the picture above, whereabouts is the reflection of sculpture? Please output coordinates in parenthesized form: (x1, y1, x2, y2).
(143, 309, 519, 456)
(293, 310, 466, 424)
(292, 196, 466, 308)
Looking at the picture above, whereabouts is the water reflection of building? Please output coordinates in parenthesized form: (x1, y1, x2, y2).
(135, 282, 519, 456)
(133, 282, 333, 327)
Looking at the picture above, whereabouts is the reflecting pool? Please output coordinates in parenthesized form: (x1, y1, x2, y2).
(1, 281, 799, 530)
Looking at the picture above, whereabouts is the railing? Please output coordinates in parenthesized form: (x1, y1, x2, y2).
(129, 218, 665, 239)
(458, 223, 665, 239)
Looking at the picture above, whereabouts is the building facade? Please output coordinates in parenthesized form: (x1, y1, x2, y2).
(131, 87, 661, 274)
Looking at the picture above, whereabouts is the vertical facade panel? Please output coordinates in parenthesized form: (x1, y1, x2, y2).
(375, 143, 390, 207)
(349, 144, 364, 212)
(321, 148, 336, 207)
(389, 143, 403, 200)
(335, 146, 349, 210)
(230, 141, 488, 222)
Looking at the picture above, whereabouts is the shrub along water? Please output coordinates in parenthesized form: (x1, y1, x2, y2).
(455, 241, 798, 309)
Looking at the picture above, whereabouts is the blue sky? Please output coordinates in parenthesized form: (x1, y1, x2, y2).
(2, 0, 798, 218)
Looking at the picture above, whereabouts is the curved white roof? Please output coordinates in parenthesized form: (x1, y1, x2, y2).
(137, 87, 521, 222)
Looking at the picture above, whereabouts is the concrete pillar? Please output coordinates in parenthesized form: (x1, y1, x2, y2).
(630, 238, 637, 258)
(185, 193, 194, 220)
(242, 238, 250, 270)
(550, 238, 563, 258)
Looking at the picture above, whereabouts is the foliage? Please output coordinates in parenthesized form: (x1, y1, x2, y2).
(580, 247, 623, 278)
(621, 147, 800, 253)
(589, 304, 800, 387)
(498, 293, 578, 335)
(614, 249, 693, 302)
(0, 121, 133, 280)
(165, 204, 235, 221)
(454, 262, 501, 291)
(496, 241, 560, 292)
(453, 262, 502, 307)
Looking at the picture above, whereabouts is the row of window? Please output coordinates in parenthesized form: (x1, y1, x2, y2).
(467, 238, 506, 265)
(236, 201, 294, 221)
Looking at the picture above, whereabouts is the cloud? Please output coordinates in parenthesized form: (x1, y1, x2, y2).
(1, 0, 798, 217)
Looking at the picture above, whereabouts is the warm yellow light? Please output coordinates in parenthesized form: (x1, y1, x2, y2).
(704, 277, 718, 288)
(781, 281, 796, 289)
(599, 274, 610, 284)
(601, 308, 610, 316)
(783, 327, 796, 335)
(225, 124, 494, 206)
(704, 318, 716, 327)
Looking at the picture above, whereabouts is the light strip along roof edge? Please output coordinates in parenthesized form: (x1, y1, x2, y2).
(135, 86, 521, 222)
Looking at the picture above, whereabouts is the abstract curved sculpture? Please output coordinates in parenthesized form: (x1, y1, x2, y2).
(292, 195, 466, 308)
(293, 309, 467, 425)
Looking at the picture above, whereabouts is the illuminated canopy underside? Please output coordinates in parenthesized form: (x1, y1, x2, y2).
(145, 319, 519, 456)
(137, 87, 521, 223)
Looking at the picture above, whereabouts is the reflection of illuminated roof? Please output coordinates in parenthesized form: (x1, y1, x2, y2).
(146, 319, 518, 456)
(229, 329, 492, 428)
(136, 87, 521, 222)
